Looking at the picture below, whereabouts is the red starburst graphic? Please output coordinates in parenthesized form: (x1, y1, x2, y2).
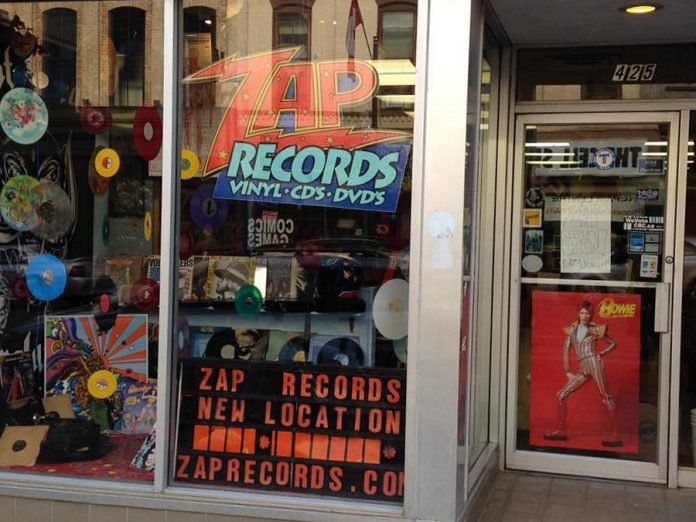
(259, 435, 270, 450)
(383, 445, 397, 459)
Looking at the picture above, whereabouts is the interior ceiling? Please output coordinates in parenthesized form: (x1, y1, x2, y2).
(488, 0, 696, 47)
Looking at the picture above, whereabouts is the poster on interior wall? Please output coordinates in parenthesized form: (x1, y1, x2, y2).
(174, 359, 406, 502)
(560, 198, 611, 273)
(182, 48, 412, 212)
(529, 291, 641, 453)
(531, 140, 665, 177)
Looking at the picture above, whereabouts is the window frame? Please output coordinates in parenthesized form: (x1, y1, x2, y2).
(377, 1, 417, 63)
(271, 0, 313, 60)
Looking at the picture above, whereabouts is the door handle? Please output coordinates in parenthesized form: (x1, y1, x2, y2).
(654, 282, 671, 333)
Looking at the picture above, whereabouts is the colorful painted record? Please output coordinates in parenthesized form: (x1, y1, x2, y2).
(26, 254, 66, 301)
(235, 284, 263, 316)
(80, 104, 112, 135)
(133, 106, 162, 161)
(32, 181, 72, 241)
(87, 370, 117, 399)
(130, 278, 160, 312)
(144, 211, 152, 242)
(190, 183, 227, 233)
(94, 148, 120, 178)
(88, 147, 110, 196)
(181, 150, 200, 180)
(0, 175, 40, 232)
(0, 88, 48, 145)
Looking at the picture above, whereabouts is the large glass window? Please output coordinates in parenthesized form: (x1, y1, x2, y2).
(0, 2, 162, 483)
(173, 0, 415, 504)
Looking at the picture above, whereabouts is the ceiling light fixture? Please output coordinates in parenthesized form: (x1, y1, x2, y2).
(622, 3, 661, 15)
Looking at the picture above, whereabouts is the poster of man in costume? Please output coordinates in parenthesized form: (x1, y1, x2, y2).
(530, 291, 641, 453)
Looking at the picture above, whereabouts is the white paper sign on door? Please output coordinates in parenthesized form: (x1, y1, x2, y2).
(560, 198, 611, 273)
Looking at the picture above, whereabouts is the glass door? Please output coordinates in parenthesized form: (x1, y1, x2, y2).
(506, 112, 680, 482)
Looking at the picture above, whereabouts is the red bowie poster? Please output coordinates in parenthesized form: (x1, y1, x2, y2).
(530, 291, 641, 453)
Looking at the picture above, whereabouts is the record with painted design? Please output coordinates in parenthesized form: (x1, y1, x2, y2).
(0, 88, 48, 144)
(26, 253, 67, 301)
(0, 175, 40, 231)
(32, 181, 72, 241)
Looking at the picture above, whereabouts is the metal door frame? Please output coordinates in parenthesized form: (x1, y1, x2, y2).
(504, 110, 681, 483)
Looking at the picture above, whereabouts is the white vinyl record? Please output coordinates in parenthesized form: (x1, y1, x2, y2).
(372, 279, 409, 340)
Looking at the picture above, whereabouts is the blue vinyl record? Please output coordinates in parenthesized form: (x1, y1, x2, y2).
(26, 254, 66, 301)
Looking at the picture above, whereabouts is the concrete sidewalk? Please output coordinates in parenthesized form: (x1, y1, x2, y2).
(477, 472, 696, 522)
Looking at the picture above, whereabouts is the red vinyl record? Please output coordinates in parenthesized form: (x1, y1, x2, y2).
(130, 278, 160, 312)
(80, 104, 112, 135)
(133, 106, 163, 161)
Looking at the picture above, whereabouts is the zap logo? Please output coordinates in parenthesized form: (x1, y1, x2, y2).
(598, 298, 637, 319)
(183, 48, 411, 212)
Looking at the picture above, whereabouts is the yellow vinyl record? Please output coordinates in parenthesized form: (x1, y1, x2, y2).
(94, 148, 120, 178)
(87, 370, 117, 399)
(181, 149, 200, 180)
(144, 211, 152, 241)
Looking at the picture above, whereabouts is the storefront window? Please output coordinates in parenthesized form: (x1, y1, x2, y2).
(0, 2, 162, 482)
(173, 0, 414, 504)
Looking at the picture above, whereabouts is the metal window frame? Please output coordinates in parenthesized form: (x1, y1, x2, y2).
(502, 110, 682, 483)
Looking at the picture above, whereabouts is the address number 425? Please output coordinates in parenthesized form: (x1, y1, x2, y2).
(612, 64, 656, 82)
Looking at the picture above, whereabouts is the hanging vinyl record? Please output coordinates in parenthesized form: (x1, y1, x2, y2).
(0, 175, 40, 232)
(190, 183, 228, 233)
(33, 71, 49, 90)
(144, 211, 152, 242)
(235, 284, 263, 316)
(26, 254, 67, 301)
(10, 21, 37, 58)
(93, 275, 118, 332)
(130, 278, 160, 312)
(32, 181, 71, 242)
(11, 276, 28, 301)
(0, 88, 48, 145)
(88, 147, 110, 196)
(181, 150, 200, 180)
(94, 148, 120, 178)
(372, 278, 409, 340)
(80, 104, 112, 135)
(133, 106, 162, 161)
(87, 370, 117, 399)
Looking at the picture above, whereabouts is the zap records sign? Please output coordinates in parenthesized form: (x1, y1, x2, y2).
(175, 359, 406, 502)
(529, 291, 641, 453)
(183, 48, 411, 213)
